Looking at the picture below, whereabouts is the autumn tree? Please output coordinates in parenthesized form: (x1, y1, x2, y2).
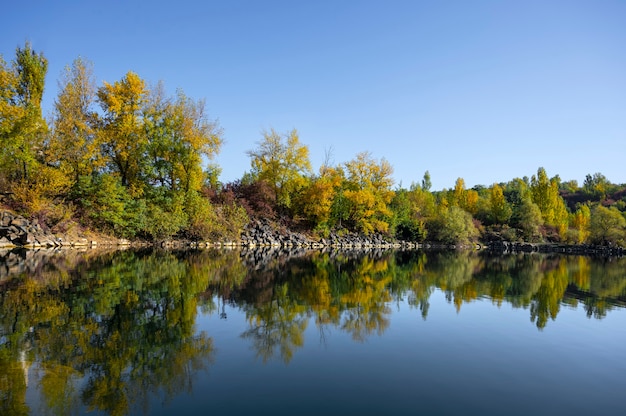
(141, 86, 224, 239)
(391, 182, 435, 241)
(342, 152, 395, 234)
(246, 128, 311, 210)
(96, 71, 149, 196)
(0, 44, 48, 183)
(144, 86, 222, 195)
(489, 183, 512, 224)
(589, 205, 626, 246)
(295, 164, 343, 234)
(530, 167, 569, 239)
(506, 178, 543, 241)
(0, 54, 21, 192)
(0, 43, 73, 215)
(571, 204, 591, 244)
(48, 57, 99, 184)
(451, 177, 466, 208)
(583, 173, 609, 199)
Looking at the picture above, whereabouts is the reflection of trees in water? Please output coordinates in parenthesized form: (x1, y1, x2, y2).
(339, 259, 392, 342)
(237, 250, 626, 360)
(2, 247, 626, 408)
(241, 284, 308, 364)
(0, 249, 219, 416)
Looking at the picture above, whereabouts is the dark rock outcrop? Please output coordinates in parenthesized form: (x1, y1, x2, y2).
(0, 211, 61, 248)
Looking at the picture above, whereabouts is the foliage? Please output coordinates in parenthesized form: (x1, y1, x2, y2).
(74, 174, 145, 238)
(96, 71, 149, 196)
(589, 205, 626, 246)
(571, 204, 591, 244)
(143, 86, 222, 195)
(342, 152, 394, 234)
(489, 183, 512, 225)
(294, 165, 343, 234)
(227, 179, 277, 220)
(48, 57, 99, 183)
(583, 172, 609, 199)
(2, 43, 626, 246)
(431, 205, 479, 245)
(0, 43, 49, 194)
(514, 197, 544, 242)
(246, 128, 311, 209)
(390, 184, 434, 241)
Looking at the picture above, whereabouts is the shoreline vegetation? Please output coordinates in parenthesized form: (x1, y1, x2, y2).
(1, 210, 624, 258)
(1, 43, 626, 253)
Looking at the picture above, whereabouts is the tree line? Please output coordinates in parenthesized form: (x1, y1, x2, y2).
(1, 43, 625, 246)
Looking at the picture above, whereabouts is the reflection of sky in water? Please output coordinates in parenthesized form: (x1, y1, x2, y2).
(180, 290, 626, 416)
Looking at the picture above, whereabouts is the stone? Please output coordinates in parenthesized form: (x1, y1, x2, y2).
(9, 217, 29, 227)
(15, 232, 36, 246)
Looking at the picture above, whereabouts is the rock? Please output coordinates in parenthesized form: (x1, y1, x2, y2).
(9, 217, 29, 227)
(0, 236, 13, 247)
(15, 232, 36, 246)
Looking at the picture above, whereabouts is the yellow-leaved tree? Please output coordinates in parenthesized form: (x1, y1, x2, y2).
(96, 71, 148, 197)
(246, 128, 311, 210)
(531, 167, 569, 239)
(0, 43, 71, 214)
(48, 57, 99, 184)
(489, 183, 512, 224)
(571, 204, 591, 244)
(342, 152, 394, 234)
(296, 164, 344, 233)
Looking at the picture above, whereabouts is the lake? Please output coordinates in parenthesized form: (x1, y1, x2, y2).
(1, 248, 625, 415)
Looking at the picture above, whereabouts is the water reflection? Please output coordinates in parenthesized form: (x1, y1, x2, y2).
(1, 248, 625, 414)
(0, 249, 225, 416)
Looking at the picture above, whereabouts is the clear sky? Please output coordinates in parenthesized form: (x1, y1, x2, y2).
(2, 0, 625, 190)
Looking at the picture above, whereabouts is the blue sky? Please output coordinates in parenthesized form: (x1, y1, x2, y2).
(3, 0, 625, 190)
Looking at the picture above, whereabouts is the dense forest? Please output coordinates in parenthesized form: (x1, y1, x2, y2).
(1, 44, 626, 246)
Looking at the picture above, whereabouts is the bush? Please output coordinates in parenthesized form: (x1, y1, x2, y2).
(431, 205, 479, 245)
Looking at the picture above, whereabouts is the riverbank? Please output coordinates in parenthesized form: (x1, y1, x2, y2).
(1, 210, 623, 256)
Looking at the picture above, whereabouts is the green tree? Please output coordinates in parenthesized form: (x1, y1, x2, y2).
(246, 128, 311, 209)
(0, 43, 48, 186)
(432, 205, 479, 245)
(421, 170, 432, 192)
(515, 197, 543, 242)
(589, 205, 626, 246)
(144, 86, 222, 195)
(391, 183, 434, 241)
(583, 173, 609, 199)
(48, 57, 99, 184)
(0, 44, 72, 215)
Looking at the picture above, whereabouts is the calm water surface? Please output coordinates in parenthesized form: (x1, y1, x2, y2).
(1, 248, 625, 415)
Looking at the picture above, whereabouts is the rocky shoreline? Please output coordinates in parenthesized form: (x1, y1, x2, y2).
(1, 210, 624, 256)
(0, 211, 130, 249)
